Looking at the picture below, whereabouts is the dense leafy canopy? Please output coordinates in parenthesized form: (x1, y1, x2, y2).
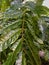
(0, 0, 49, 65)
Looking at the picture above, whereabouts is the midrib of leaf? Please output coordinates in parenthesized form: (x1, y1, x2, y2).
(21, 10, 27, 65)
(21, 8, 29, 41)
(22, 16, 25, 65)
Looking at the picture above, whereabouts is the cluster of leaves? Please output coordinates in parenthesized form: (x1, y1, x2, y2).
(0, 0, 49, 65)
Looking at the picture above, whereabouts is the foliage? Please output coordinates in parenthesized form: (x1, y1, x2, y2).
(0, 0, 49, 65)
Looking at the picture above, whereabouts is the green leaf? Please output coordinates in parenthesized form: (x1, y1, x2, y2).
(0, 29, 21, 52)
(1, 0, 10, 12)
(0, 0, 49, 65)
(2, 39, 22, 65)
(35, 0, 44, 6)
(44, 50, 49, 61)
(26, 20, 44, 44)
(25, 30, 41, 65)
(0, 19, 22, 35)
